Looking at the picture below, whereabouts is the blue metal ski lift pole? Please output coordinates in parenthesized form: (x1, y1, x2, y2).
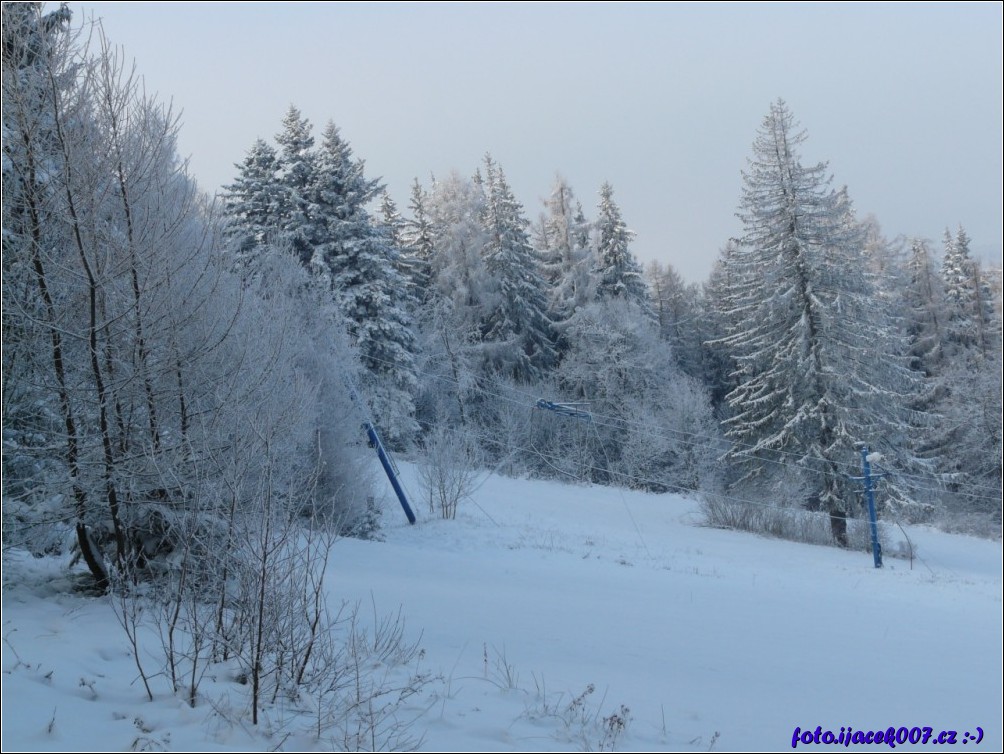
(850, 444, 885, 568)
(343, 373, 416, 524)
(535, 399, 593, 421)
(364, 422, 416, 524)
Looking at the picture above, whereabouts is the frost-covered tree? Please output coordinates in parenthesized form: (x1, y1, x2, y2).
(858, 214, 907, 280)
(222, 138, 285, 276)
(477, 155, 557, 383)
(646, 260, 704, 379)
(934, 350, 1002, 509)
(536, 175, 595, 324)
(399, 178, 435, 307)
(700, 241, 748, 409)
(273, 105, 317, 269)
(377, 189, 421, 313)
(225, 114, 421, 445)
(411, 172, 490, 429)
(222, 107, 318, 279)
(2, 14, 406, 730)
(885, 231, 1002, 520)
(719, 99, 921, 545)
(922, 228, 1002, 512)
(592, 182, 650, 311)
(903, 238, 945, 377)
(2, 9, 372, 589)
(378, 191, 406, 269)
(2, 0, 89, 564)
(556, 298, 721, 491)
(378, 191, 404, 245)
(942, 226, 997, 359)
(310, 122, 418, 443)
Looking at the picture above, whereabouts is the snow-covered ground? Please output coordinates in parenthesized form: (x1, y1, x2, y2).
(3, 464, 1001, 751)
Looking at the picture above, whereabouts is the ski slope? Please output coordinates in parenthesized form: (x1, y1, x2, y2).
(3, 464, 1001, 751)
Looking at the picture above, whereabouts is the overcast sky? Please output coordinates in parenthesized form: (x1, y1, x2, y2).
(73, 1, 1002, 282)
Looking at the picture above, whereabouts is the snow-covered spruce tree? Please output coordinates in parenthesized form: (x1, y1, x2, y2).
(477, 155, 558, 384)
(310, 122, 419, 444)
(221, 138, 286, 278)
(592, 182, 651, 313)
(929, 227, 1002, 516)
(221, 106, 318, 282)
(889, 238, 954, 493)
(272, 105, 318, 271)
(720, 99, 922, 546)
(400, 178, 436, 307)
(378, 190, 404, 246)
(225, 114, 420, 446)
(378, 190, 413, 296)
(934, 349, 1002, 519)
(903, 239, 946, 378)
(700, 241, 748, 411)
(942, 226, 997, 359)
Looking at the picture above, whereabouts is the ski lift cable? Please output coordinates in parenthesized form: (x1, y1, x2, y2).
(7, 411, 971, 542)
(414, 414, 694, 506)
(364, 351, 866, 475)
(586, 414, 652, 558)
(438, 358, 1000, 501)
(360, 353, 1002, 502)
(534, 387, 996, 501)
(528, 399, 593, 482)
(508, 375, 999, 502)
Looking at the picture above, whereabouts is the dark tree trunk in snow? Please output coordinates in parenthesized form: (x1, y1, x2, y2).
(828, 510, 849, 548)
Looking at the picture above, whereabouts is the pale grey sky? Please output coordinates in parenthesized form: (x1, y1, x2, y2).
(73, 1, 1002, 282)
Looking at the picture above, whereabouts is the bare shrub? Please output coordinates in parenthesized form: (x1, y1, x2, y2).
(524, 678, 633, 751)
(416, 423, 482, 519)
(483, 643, 520, 691)
(700, 493, 895, 555)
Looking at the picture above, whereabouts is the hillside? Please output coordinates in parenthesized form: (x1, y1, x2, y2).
(3, 464, 1001, 751)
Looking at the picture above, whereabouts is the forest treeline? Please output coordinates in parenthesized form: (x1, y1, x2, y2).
(4, 4, 1001, 594)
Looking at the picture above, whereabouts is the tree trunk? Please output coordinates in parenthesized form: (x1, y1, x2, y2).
(829, 509, 849, 548)
(75, 523, 110, 591)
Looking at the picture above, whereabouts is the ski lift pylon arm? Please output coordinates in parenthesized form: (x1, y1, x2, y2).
(535, 398, 593, 421)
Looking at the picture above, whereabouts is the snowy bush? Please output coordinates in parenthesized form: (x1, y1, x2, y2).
(416, 423, 483, 519)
